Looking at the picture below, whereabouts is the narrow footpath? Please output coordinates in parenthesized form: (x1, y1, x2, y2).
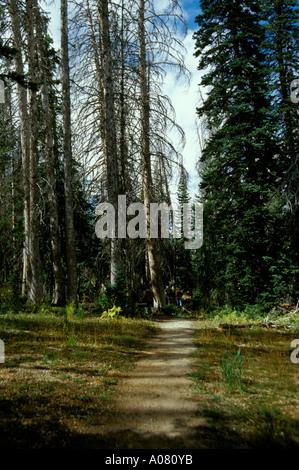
(77, 317, 208, 449)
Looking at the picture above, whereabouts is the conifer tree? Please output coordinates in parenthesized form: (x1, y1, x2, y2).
(61, 0, 78, 302)
(194, 0, 280, 306)
(174, 166, 193, 294)
(265, 0, 299, 274)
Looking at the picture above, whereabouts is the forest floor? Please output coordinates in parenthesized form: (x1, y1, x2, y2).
(0, 310, 298, 449)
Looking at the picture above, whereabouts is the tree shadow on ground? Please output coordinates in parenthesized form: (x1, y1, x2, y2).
(1, 397, 298, 449)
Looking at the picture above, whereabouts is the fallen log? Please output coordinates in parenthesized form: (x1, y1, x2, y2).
(219, 321, 279, 330)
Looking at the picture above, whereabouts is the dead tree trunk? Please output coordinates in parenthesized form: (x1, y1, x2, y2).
(26, 0, 43, 303)
(10, 0, 43, 303)
(61, 0, 77, 302)
(35, 0, 65, 305)
(9, 0, 31, 296)
(138, 0, 165, 308)
(97, 0, 120, 285)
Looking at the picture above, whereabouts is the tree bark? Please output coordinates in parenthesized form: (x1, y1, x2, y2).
(61, 0, 77, 303)
(35, 0, 65, 305)
(97, 0, 120, 285)
(26, 0, 43, 304)
(10, 0, 43, 303)
(9, 0, 31, 296)
(7, 87, 16, 256)
(138, 0, 165, 308)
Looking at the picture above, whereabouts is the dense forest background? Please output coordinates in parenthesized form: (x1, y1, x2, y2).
(0, 0, 298, 315)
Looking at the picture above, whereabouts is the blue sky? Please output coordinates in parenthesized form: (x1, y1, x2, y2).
(165, 0, 202, 197)
(181, 0, 201, 28)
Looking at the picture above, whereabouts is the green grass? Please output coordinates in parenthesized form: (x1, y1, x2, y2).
(190, 318, 299, 448)
(220, 347, 243, 391)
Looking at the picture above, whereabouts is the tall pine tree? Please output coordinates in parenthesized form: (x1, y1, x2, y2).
(174, 166, 194, 294)
(265, 0, 299, 280)
(194, 0, 282, 307)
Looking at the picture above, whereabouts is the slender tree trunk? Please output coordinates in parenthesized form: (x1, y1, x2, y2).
(118, 0, 130, 278)
(26, 0, 43, 303)
(138, 0, 165, 307)
(119, 0, 129, 196)
(61, 0, 77, 302)
(9, 0, 32, 298)
(7, 87, 16, 255)
(86, 0, 105, 144)
(35, 0, 65, 305)
(97, 0, 120, 285)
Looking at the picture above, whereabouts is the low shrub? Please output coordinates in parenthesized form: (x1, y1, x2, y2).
(101, 304, 124, 320)
(208, 303, 268, 324)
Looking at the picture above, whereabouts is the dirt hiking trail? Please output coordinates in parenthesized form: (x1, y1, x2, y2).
(75, 317, 209, 449)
